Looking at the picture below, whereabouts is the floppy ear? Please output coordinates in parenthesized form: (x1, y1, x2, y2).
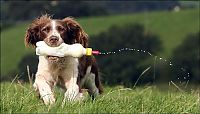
(62, 17, 88, 47)
(24, 27, 40, 48)
(24, 14, 51, 48)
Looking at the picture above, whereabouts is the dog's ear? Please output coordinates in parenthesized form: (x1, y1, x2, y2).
(62, 17, 88, 47)
(24, 26, 40, 48)
(25, 14, 51, 48)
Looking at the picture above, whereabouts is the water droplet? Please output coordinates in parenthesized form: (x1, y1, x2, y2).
(181, 68, 186, 71)
(178, 78, 179, 80)
(137, 50, 140, 52)
(169, 63, 173, 66)
(159, 58, 162, 60)
(148, 52, 152, 56)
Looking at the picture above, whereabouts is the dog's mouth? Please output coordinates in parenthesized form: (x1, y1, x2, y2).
(47, 55, 60, 61)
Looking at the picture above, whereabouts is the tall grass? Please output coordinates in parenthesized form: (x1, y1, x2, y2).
(1, 82, 199, 113)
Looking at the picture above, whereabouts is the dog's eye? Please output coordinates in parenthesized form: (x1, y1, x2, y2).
(42, 27, 50, 33)
(57, 26, 65, 33)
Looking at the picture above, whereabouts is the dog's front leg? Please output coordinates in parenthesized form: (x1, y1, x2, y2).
(33, 74, 55, 105)
(64, 77, 80, 101)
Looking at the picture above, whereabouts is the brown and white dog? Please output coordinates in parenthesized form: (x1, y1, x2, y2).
(24, 14, 103, 105)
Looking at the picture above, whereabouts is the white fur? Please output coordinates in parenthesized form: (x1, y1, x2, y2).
(33, 56, 80, 105)
(48, 20, 63, 44)
(51, 20, 59, 37)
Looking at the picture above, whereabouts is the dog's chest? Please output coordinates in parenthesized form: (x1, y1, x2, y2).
(48, 57, 79, 80)
(37, 56, 79, 82)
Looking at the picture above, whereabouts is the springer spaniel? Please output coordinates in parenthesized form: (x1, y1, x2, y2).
(24, 14, 103, 105)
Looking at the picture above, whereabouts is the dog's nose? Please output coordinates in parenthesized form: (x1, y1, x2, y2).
(49, 36, 59, 42)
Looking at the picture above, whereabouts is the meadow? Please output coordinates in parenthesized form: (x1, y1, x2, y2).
(1, 8, 199, 76)
(1, 82, 199, 113)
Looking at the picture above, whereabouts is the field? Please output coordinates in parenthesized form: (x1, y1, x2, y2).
(1, 82, 199, 113)
(1, 8, 199, 76)
(1, 8, 200, 113)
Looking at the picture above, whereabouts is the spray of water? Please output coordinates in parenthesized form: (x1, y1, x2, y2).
(99, 48, 153, 56)
(96, 47, 190, 85)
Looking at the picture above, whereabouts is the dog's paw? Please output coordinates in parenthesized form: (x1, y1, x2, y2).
(75, 92, 85, 101)
(62, 92, 84, 107)
(33, 83, 38, 91)
(64, 84, 79, 101)
(42, 93, 55, 105)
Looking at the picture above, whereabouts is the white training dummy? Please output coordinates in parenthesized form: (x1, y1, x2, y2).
(36, 41, 99, 58)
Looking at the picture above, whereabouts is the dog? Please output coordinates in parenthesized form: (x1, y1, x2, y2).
(24, 14, 103, 105)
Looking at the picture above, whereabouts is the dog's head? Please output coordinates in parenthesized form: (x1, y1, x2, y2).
(25, 14, 88, 48)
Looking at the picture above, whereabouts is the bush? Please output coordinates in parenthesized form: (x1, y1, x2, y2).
(90, 23, 163, 86)
(0, 53, 38, 82)
(171, 31, 200, 84)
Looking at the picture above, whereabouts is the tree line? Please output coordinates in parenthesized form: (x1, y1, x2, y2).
(1, 1, 181, 30)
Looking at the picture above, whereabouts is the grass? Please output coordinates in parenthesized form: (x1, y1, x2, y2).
(0, 82, 199, 113)
(1, 8, 199, 76)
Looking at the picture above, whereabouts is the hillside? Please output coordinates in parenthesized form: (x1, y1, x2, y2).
(1, 8, 199, 76)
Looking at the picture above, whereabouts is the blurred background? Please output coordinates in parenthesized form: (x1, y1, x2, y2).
(1, 1, 199, 88)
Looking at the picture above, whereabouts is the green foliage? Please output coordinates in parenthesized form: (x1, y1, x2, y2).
(1, 1, 181, 26)
(90, 23, 162, 86)
(171, 32, 200, 83)
(1, 1, 108, 30)
(1, 82, 199, 113)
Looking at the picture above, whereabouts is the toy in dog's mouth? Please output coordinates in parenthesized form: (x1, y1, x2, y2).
(36, 41, 100, 60)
